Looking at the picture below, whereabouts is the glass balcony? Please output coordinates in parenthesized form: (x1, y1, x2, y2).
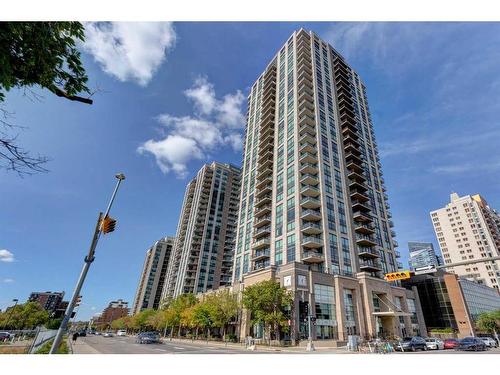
(357, 247, 379, 259)
(254, 226, 271, 238)
(302, 250, 324, 264)
(253, 248, 271, 261)
(356, 234, 377, 247)
(359, 259, 382, 272)
(300, 172, 319, 185)
(300, 196, 321, 209)
(299, 162, 319, 174)
(300, 184, 321, 197)
(253, 238, 271, 250)
(301, 209, 322, 221)
(299, 152, 317, 164)
(301, 221, 322, 235)
(302, 236, 323, 248)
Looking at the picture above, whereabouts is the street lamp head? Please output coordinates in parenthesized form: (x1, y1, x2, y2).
(13, 299, 18, 303)
(115, 173, 126, 181)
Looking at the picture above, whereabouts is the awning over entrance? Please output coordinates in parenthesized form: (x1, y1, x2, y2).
(372, 311, 412, 317)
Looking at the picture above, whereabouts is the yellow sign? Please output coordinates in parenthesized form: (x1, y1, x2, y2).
(384, 271, 411, 281)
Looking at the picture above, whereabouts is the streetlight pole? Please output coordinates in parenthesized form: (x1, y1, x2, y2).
(50, 173, 125, 354)
(4, 299, 19, 329)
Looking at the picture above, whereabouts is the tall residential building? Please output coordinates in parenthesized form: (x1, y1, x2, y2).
(162, 162, 241, 299)
(132, 236, 175, 315)
(408, 241, 441, 270)
(431, 193, 500, 290)
(28, 291, 65, 314)
(231, 29, 425, 342)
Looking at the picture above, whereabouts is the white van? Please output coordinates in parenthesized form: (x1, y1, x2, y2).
(116, 329, 127, 336)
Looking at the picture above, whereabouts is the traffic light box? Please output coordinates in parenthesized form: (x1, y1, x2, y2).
(101, 215, 117, 234)
(384, 270, 411, 281)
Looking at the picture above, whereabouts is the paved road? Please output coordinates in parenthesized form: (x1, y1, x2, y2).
(76, 335, 265, 354)
(75, 335, 500, 355)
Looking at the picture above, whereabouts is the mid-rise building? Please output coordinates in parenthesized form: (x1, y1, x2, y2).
(431, 193, 500, 289)
(94, 299, 129, 329)
(403, 271, 500, 337)
(408, 241, 441, 270)
(231, 29, 425, 342)
(132, 237, 175, 315)
(28, 291, 65, 314)
(162, 162, 241, 299)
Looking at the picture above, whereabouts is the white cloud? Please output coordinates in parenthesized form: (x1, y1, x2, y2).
(139, 77, 245, 177)
(83, 22, 176, 86)
(184, 77, 217, 115)
(0, 249, 14, 263)
(2, 278, 14, 283)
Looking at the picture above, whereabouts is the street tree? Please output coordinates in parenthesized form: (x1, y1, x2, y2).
(242, 280, 293, 343)
(0, 22, 93, 175)
(209, 290, 239, 342)
(476, 310, 500, 344)
(192, 300, 214, 341)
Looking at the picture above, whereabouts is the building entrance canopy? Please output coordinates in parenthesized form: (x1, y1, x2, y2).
(372, 311, 412, 317)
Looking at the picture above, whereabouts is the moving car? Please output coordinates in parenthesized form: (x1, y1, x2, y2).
(479, 337, 498, 348)
(103, 331, 114, 337)
(457, 337, 487, 351)
(425, 337, 444, 350)
(394, 336, 428, 352)
(444, 338, 460, 349)
(136, 332, 161, 344)
(116, 329, 127, 336)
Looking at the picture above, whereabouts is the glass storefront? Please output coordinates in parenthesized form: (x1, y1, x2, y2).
(314, 284, 338, 340)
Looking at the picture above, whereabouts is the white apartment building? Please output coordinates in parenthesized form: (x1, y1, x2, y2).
(431, 192, 500, 290)
(230, 29, 425, 343)
(162, 162, 241, 300)
(132, 237, 175, 315)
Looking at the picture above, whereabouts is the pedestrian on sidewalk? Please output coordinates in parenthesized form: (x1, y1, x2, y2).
(72, 332, 79, 342)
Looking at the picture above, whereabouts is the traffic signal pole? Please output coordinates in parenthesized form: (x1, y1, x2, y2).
(50, 174, 125, 354)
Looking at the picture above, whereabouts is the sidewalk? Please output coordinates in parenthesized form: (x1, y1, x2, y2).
(163, 337, 350, 353)
(70, 338, 100, 354)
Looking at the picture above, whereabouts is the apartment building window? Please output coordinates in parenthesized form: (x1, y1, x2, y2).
(287, 197, 295, 232)
(275, 239, 283, 265)
(341, 238, 352, 274)
(243, 254, 248, 274)
(338, 201, 348, 234)
(329, 233, 340, 273)
(287, 234, 296, 262)
(343, 290, 357, 335)
(234, 256, 240, 279)
(287, 166, 295, 195)
(326, 196, 336, 230)
(276, 204, 283, 237)
(277, 173, 284, 202)
(287, 137, 295, 165)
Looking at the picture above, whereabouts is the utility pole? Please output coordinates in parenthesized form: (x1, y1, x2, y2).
(50, 173, 125, 354)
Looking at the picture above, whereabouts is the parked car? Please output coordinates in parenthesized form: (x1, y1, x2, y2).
(425, 337, 444, 350)
(116, 329, 127, 336)
(103, 331, 114, 337)
(479, 337, 498, 348)
(457, 337, 487, 351)
(94, 331, 102, 336)
(444, 338, 460, 349)
(77, 330, 87, 337)
(394, 336, 428, 351)
(0, 332, 13, 341)
(136, 332, 161, 344)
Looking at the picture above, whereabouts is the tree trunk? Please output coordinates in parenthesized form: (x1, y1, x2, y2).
(223, 326, 226, 346)
(178, 325, 182, 338)
(195, 327, 199, 341)
(170, 326, 173, 341)
(163, 324, 168, 338)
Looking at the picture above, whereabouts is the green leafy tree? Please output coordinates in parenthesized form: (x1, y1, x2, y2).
(133, 309, 157, 332)
(169, 294, 197, 337)
(0, 302, 49, 329)
(192, 300, 214, 341)
(242, 280, 293, 343)
(0, 22, 93, 175)
(209, 290, 239, 342)
(476, 310, 500, 344)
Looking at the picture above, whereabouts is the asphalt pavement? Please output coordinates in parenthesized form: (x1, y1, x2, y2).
(73, 335, 500, 355)
(74, 335, 263, 354)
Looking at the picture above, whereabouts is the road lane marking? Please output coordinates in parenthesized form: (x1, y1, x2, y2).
(173, 346, 185, 350)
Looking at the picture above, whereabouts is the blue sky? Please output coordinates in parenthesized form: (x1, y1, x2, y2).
(1, 22, 499, 320)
